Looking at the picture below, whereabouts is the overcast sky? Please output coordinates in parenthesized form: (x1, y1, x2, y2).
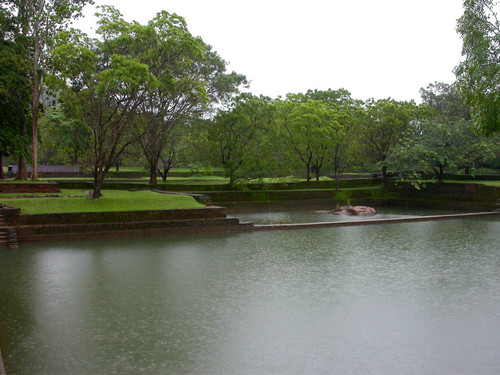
(73, 0, 465, 102)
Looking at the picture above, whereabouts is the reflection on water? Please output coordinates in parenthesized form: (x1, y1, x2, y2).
(0, 216, 499, 374)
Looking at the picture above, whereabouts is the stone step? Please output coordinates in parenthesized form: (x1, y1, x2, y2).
(6, 228, 18, 249)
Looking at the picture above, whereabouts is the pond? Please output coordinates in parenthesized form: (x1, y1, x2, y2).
(233, 206, 461, 225)
(0, 213, 499, 374)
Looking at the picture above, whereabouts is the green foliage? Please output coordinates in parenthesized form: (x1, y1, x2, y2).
(200, 94, 280, 183)
(420, 81, 471, 121)
(4, 0, 94, 180)
(304, 88, 354, 106)
(388, 81, 498, 187)
(455, 0, 500, 134)
(38, 109, 91, 165)
(49, 6, 247, 189)
(358, 98, 423, 179)
(49, 11, 158, 197)
(0, 10, 31, 161)
(276, 97, 345, 184)
(387, 119, 496, 184)
(120, 9, 247, 184)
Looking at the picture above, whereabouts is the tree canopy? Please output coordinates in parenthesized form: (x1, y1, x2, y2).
(4, 0, 94, 179)
(0, 6, 31, 178)
(3, 2, 498, 188)
(387, 81, 497, 186)
(358, 98, 423, 180)
(277, 96, 345, 185)
(455, 0, 500, 134)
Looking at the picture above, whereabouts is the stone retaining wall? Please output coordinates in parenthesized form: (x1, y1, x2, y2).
(56, 178, 381, 192)
(212, 183, 500, 212)
(0, 183, 60, 193)
(16, 217, 254, 242)
(12, 207, 227, 226)
(10, 206, 252, 243)
(386, 182, 500, 211)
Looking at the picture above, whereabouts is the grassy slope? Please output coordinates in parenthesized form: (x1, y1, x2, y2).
(443, 180, 500, 187)
(0, 190, 205, 214)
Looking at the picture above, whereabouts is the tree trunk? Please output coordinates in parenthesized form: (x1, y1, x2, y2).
(306, 165, 311, 187)
(157, 168, 166, 182)
(31, 98, 39, 180)
(0, 155, 4, 180)
(17, 156, 27, 180)
(17, 120, 27, 180)
(382, 165, 388, 181)
(149, 159, 159, 185)
(30, 7, 42, 181)
(31, 59, 40, 181)
(335, 173, 340, 192)
(438, 166, 444, 181)
(157, 165, 172, 182)
(92, 171, 106, 199)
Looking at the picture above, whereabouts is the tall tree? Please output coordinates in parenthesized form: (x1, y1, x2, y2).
(304, 88, 364, 189)
(277, 97, 345, 186)
(305, 88, 354, 106)
(96, 9, 246, 184)
(0, 7, 31, 179)
(420, 82, 471, 121)
(359, 98, 420, 180)
(49, 15, 157, 198)
(38, 109, 90, 165)
(455, 0, 499, 134)
(129, 11, 208, 185)
(4, 0, 93, 180)
(203, 94, 276, 184)
(387, 119, 496, 183)
(388, 82, 495, 184)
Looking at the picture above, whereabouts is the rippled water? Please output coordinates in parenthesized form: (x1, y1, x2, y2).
(0, 215, 499, 374)
(234, 206, 460, 224)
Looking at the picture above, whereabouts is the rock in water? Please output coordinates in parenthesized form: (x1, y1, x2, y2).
(332, 205, 376, 216)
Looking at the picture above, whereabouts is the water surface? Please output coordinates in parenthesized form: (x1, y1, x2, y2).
(234, 206, 460, 224)
(0, 215, 499, 374)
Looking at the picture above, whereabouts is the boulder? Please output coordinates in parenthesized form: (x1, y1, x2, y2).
(332, 205, 376, 216)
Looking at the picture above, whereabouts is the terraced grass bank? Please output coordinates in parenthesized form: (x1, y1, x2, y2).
(0, 190, 204, 214)
(0, 189, 251, 244)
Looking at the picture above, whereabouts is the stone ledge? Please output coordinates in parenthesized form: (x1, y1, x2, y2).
(17, 218, 254, 242)
(16, 217, 240, 235)
(13, 206, 227, 225)
(254, 211, 500, 231)
(11, 207, 254, 243)
(0, 183, 61, 193)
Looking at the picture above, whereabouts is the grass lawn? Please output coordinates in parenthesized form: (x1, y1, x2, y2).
(0, 179, 50, 184)
(0, 189, 205, 214)
(443, 180, 500, 187)
(147, 176, 229, 183)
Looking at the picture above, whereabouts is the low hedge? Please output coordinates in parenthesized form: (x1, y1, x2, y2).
(55, 178, 382, 192)
(442, 174, 500, 181)
(12, 206, 227, 226)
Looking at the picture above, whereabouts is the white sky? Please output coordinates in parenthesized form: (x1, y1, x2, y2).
(73, 0, 465, 102)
